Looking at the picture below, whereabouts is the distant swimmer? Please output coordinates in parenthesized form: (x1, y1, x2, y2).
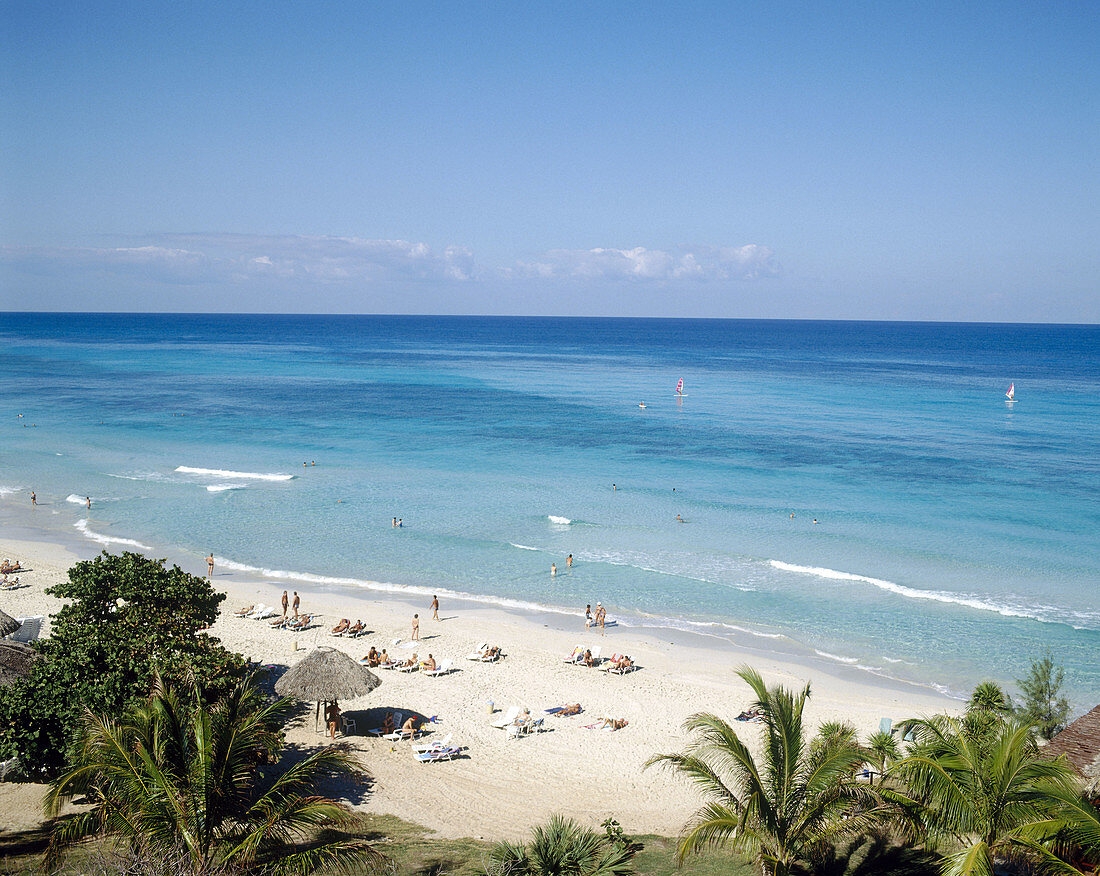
(813, 518, 819, 524)
(612, 483, 616, 491)
(393, 517, 397, 527)
(397, 518, 403, 527)
(551, 563, 557, 577)
(790, 513, 795, 519)
(566, 554, 573, 568)
(86, 496, 91, 509)
(206, 554, 214, 578)
(311, 461, 316, 466)
(303, 462, 308, 467)
(676, 514, 683, 523)
(638, 402, 646, 408)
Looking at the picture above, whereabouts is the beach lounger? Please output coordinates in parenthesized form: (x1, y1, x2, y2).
(367, 711, 403, 736)
(582, 646, 602, 667)
(607, 660, 637, 675)
(382, 725, 423, 741)
(562, 645, 583, 664)
(9, 616, 43, 644)
(414, 745, 461, 763)
(234, 604, 256, 617)
(424, 659, 455, 677)
(465, 643, 489, 660)
(879, 717, 893, 734)
(395, 661, 419, 672)
(599, 653, 622, 671)
(412, 732, 453, 754)
(245, 604, 268, 619)
(489, 706, 520, 729)
(254, 607, 278, 620)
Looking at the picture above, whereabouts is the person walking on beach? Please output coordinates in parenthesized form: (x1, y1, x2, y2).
(585, 604, 592, 628)
(30, 491, 36, 506)
(431, 595, 439, 621)
(206, 554, 214, 578)
(595, 602, 606, 636)
(281, 590, 289, 618)
(411, 613, 420, 641)
(292, 591, 300, 619)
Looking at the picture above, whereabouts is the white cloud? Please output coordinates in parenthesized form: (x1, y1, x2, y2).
(516, 244, 778, 281)
(0, 235, 480, 287)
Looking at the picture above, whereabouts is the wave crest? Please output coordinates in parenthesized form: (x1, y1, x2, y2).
(176, 466, 293, 482)
(74, 519, 152, 550)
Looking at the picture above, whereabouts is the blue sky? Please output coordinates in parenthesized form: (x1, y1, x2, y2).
(1, 2, 1097, 320)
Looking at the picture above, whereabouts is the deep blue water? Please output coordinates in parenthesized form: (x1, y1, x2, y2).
(2, 314, 1098, 702)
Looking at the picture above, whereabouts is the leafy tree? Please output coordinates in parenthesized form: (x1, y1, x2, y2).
(886, 714, 1093, 876)
(46, 673, 383, 875)
(0, 551, 247, 778)
(646, 666, 879, 876)
(966, 681, 1012, 716)
(864, 731, 900, 785)
(487, 814, 636, 876)
(1015, 651, 1071, 741)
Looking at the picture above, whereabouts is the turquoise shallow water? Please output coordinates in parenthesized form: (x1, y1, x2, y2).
(2, 314, 1098, 702)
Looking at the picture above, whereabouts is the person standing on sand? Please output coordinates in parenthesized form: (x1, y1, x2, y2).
(30, 491, 36, 506)
(585, 604, 592, 628)
(292, 591, 300, 619)
(595, 602, 606, 636)
(281, 590, 289, 617)
(412, 613, 420, 641)
(206, 554, 214, 578)
(431, 595, 439, 621)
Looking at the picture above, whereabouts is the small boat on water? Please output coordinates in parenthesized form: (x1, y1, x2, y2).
(1005, 382, 1016, 404)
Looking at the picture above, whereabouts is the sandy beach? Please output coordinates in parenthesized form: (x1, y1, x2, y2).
(0, 533, 960, 840)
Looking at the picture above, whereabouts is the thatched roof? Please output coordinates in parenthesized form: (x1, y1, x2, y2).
(0, 640, 39, 688)
(274, 647, 381, 702)
(1046, 703, 1100, 788)
(0, 609, 19, 638)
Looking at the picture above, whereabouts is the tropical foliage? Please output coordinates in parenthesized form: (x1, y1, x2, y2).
(647, 666, 878, 876)
(45, 673, 382, 875)
(0, 551, 248, 778)
(487, 814, 637, 876)
(1014, 652, 1071, 741)
(885, 713, 1096, 876)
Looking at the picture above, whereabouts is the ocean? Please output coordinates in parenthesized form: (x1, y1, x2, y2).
(2, 314, 1098, 704)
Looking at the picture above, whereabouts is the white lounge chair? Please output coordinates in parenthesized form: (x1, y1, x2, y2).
(607, 661, 638, 675)
(465, 643, 489, 661)
(489, 706, 520, 729)
(562, 645, 583, 664)
(599, 653, 623, 671)
(10, 616, 43, 644)
(245, 604, 267, 619)
(367, 710, 403, 736)
(424, 659, 455, 677)
(413, 732, 453, 754)
(395, 661, 419, 673)
(414, 745, 461, 763)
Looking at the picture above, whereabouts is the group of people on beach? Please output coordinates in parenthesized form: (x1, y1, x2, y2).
(584, 602, 607, 633)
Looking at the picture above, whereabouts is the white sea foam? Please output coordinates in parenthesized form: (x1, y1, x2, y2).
(814, 649, 860, 665)
(66, 494, 87, 504)
(0, 486, 22, 496)
(547, 515, 572, 525)
(510, 543, 540, 551)
(769, 560, 1051, 623)
(175, 466, 293, 482)
(213, 557, 586, 620)
(108, 472, 175, 483)
(207, 484, 247, 492)
(74, 519, 152, 551)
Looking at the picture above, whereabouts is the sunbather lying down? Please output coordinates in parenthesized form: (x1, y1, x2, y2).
(0, 560, 23, 574)
(234, 604, 255, 616)
(736, 707, 765, 723)
(587, 717, 628, 731)
(547, 703, 582, 716)
(331, 618, 349, 634)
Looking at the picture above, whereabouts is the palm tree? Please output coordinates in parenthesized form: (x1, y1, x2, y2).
(865, 731, 900, 785)
(46, 673, 383, 875)
(886, 714, 1094, 876)
(646, 666, 878, 876)
(487, 814, 636, 876)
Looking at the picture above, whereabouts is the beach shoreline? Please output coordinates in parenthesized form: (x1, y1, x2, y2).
(1, 509, 961, 840)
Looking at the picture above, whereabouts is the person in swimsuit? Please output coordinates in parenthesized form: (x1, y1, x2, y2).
(431, 595, 439, 621)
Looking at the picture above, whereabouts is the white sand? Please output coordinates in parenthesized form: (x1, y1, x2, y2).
(0, 536, 959, 841)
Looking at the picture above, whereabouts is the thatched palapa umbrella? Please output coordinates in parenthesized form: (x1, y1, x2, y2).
(0, 609, 20, 639)
(0, 641, 40, 688)
(274, 646, 381, 732)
